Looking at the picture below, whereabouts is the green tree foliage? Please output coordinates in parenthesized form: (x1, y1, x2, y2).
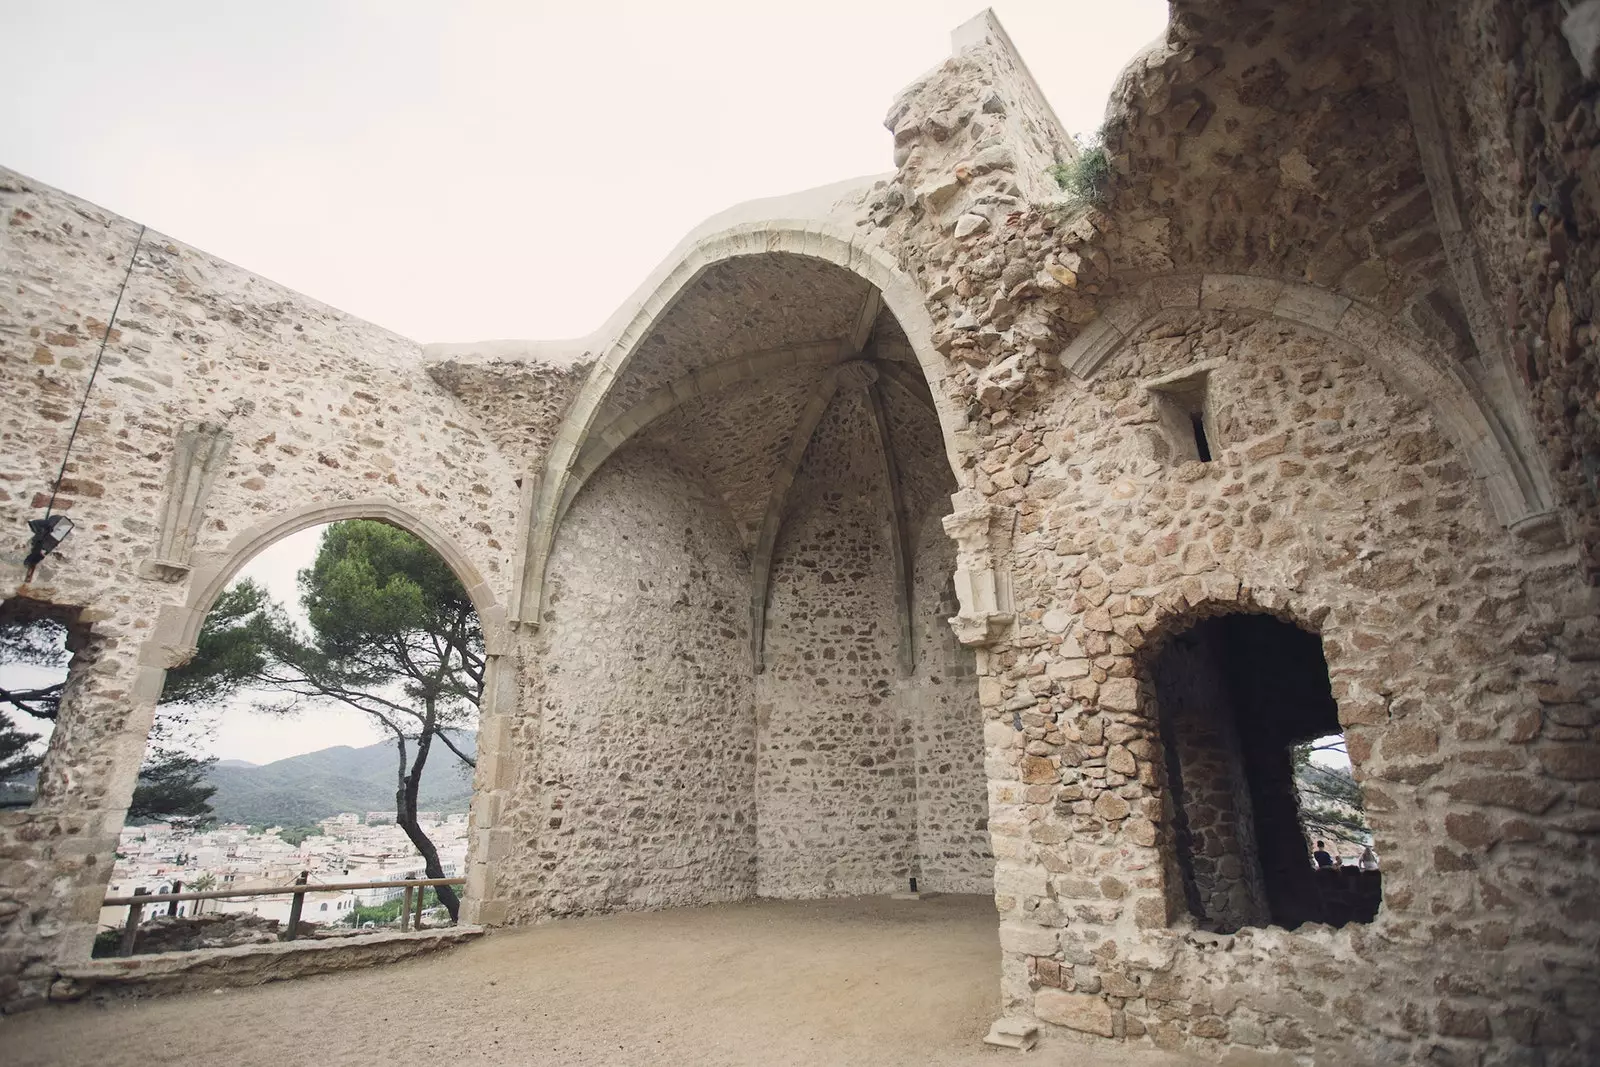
(1293, 738, 1370, 845)
(348, 887, 443, 927)
(164, 520, 483, 920)
(160, 582, 282, 707)
(0, 615, 70, 719)
(274, 825, 324, 847)
(0, 712, 42, 797)
(1, 615, 65, 804)
(128, 753, 216, 830)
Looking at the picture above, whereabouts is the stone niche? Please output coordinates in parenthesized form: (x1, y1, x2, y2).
(1149, 612, 1379, 933)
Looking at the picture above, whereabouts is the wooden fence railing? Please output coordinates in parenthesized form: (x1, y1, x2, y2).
(103, 874, 465, 957)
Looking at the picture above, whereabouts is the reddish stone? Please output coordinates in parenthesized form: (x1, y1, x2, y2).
(1444, 774, 1560, 814)
(1444, 811, 1499, 849)
(1540, 744, 1600, 780)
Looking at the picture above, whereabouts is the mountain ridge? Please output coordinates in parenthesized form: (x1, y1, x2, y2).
(204, 731, 476, 825)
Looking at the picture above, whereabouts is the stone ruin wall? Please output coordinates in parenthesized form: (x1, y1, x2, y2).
(756, 392, 918, 898)
(896, 377, 991, 896)
(1, 5, 1597, 1061)
(1430, 0, 1600, 579)
(423, 348, 593, 468)
(848, 8, 1600, 1060)
(502, 372, 990, 914)
(0, 168, 524, 1008)
(516, 445, 757, 918)
(908, 510, 990, 895)
(753, 382, 990, 900)
(963, 307, 1598, 1061)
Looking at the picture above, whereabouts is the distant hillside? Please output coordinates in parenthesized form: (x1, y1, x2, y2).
(204, 732, 477, 825)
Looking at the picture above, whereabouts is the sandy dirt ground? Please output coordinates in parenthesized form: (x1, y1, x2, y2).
(5, 896, 1207, 1067)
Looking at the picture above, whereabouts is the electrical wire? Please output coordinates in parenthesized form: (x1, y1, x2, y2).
(41, 223, 146, 521)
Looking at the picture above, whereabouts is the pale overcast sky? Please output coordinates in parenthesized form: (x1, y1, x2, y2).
(3, 2, 1170, 764)
(0, 0, 1168, 344)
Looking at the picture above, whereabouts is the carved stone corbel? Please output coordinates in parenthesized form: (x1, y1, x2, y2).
(941, 489, 1015, 647)
(139, 421, 233, 581)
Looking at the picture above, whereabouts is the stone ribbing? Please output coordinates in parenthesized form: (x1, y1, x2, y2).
(516, 227, 970, 627)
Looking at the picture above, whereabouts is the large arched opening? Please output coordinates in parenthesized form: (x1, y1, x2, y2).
(526, 249, 993, 920)
(90, 503, 513, 955)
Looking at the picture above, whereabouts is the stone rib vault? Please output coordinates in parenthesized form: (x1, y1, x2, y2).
(3, 5, 1599, 1063)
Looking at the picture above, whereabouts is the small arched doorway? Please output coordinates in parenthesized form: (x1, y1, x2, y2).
(1147, 612, 1379, 932)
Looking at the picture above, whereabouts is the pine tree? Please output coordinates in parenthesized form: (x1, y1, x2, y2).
(163, 520, 483, 920)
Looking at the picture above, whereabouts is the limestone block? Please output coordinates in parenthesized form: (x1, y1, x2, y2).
(1273, 284, 1351, 333)
(1093, 793, 1130, 821)
(1034, 990, 1115, 1037)
(1061, 317, 1125, 380)
(983, 1018, 1039, 1050)
(954, 213, 991, 239)
(915, 173, 962, 208)
(1098, 676, 1139, 712)
(1200, 274, 1284, 313)
(992, 863, 1049, 900)
(999, 921, 1060, 956)
(1142, 274, 1202, 310)
(984, 720, 1018, 748)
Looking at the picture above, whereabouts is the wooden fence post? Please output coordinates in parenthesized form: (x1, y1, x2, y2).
(400, 886, 413, 932)
(119, 887, 150, 957)
(414, 885, 425, 931)
(167, 879, 183, 918)
(283, 870, 308, 942)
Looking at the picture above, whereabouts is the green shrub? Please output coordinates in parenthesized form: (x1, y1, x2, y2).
(92, 928, 122, 958)
(1048, 132, 1112, 206)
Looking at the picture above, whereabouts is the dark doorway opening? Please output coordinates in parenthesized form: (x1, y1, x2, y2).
(1150, 613, 1379, 932)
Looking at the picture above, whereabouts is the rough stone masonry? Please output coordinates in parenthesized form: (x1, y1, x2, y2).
(3, 3, 1598, 1063)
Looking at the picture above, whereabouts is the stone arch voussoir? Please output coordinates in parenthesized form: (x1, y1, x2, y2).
(158, 497, 509, 662)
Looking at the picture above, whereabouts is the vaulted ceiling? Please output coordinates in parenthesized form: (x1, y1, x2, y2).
(570, 253, 950, 559)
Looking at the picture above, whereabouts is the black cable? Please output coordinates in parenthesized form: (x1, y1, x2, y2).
(41, 223, 146, 520)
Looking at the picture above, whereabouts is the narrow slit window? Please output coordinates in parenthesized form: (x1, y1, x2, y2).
(1190, 412, 1212, 462)
(1145, 368, 1217, 466)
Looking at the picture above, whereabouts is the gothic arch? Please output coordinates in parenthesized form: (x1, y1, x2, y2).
(160, 496, 509, 659)
(515, 219, 967, 625)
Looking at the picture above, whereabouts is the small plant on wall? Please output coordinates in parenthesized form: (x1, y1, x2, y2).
(1048, 129, 1112, 206)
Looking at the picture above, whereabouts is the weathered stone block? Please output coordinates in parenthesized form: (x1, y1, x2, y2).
(998, 922, 1060, 956)
(1098, 676, 1139, 712)
(1034, 990, 1115, 1036)
(1540, 743, 1600, 780)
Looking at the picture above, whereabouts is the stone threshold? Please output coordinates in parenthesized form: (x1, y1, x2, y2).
(45, 927, 484, 1004)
